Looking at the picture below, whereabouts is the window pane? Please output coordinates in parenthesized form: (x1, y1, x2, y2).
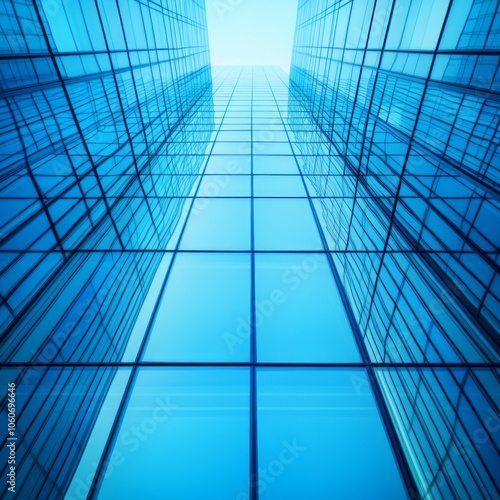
(97, 368, 250, 500)
(377, 368, 500, 500)
(257, 368, 407, 499)
(255, 253, 361, 362)
(198, 175, 251, 197)
(180, 199, 251, 250)
(254, 175, 306, 197)
(204, 155, 251, 175)
(254, 199, 323, 250)
(253, 155, 299, 174)
(143, 253, 251, 362)
(0, 367, 128, 499)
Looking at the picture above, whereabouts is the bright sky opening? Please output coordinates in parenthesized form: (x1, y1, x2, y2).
(206, 0, 299, 73)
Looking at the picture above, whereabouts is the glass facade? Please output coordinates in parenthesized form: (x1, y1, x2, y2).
(290, 0, 500, 498)
(0, 1, 498, 500)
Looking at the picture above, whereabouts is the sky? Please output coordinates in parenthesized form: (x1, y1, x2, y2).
(205, 0, 299, 73)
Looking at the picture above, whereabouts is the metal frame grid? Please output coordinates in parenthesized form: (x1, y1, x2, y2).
(290, 0, 500, 498)
(0, 0, 499, 499)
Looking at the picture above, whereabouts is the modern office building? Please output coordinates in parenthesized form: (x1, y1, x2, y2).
(290, 1, 499, 497)
(0, 1, 499, 499)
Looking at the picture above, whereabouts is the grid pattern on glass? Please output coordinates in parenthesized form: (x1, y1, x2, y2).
(0, 0, 498, 498)
(0, 1, 213, 497)
(1, 65, 416, 499)
(290, 0, 500, 498)
(0, 0, 213, 365)
(70, 67, 415, 500)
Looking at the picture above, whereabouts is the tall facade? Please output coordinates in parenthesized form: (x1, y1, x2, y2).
(0, 1, 499, 500)
(290, 0, 500, 498)
(0, 0, 213, 498)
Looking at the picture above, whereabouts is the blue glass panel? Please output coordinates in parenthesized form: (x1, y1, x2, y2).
(0, 367, 127, 499)
(143, 253, 251, 362)
(253, 155, 299, 174)
(198, 175, 251, 197)
(66, 369, 131, 499)
(180, 199, 251, 250)
(122, 254, 174, 361)
(255, 253, 361, 362)
(377, 368, 500, 499)
(254, 142, 293, 155)
(254, 175, 306, 197)
(254, 199, 323, 250)
(212, 142, 251, 154)
(257, 368, 407, 499)
(97, 368, 250, 500)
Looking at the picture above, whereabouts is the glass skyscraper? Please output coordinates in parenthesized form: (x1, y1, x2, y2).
(0, 1, 499, 499)
(290, 1, 499, 497)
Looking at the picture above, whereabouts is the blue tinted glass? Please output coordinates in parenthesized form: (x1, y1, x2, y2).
(253, 131, 289, 142)
(254, 142, 294, 155)
(255, 253, 361, 362)
(212, 142, 251, 154)
(180, 199, 251, 250)
(66, 369, 131, 499)
(257, 369, 407, 499)
(254, 199, 323, 250)
(253, 155, 299, 174)
(377, 368, 500, 499)
(122, 254, 174, 361)
(204, 155, 252, 175)
(143, 253, 251, 362)
(97, 368, 250, 500)
(0, 367, 128, 499)
(254, 175, 306, 197)
(2, 0, 500, 494)
(218, 131, 252, 141)
(198, 175, 251, 197)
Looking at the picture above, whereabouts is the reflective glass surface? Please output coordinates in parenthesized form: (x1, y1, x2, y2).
(289, 0, 500, 497)
(1, 0, 499, 498)
(255, 253, 360, 362)
(257, 368, 407, 499)
(97, 368, 250, 500)
(144, 253, 251, 362)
